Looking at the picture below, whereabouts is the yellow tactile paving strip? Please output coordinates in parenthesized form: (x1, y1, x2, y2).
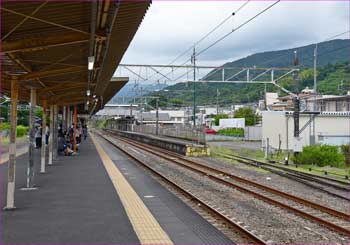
(91, 134, 173, 245)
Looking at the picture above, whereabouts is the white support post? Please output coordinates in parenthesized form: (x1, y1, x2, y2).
(62, 105, 66, 132)
(53, 105, 58, 161)
(40, 100, 47, 173)
(24, 88, 37, 189)
(4, 77, 19, 210)
(48, 105, 54, 165)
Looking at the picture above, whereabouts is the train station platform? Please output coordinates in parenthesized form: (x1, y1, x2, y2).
(105, 129, 210, 157)
(1, 135, 232, 244)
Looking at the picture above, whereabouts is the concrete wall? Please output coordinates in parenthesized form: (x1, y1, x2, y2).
(108, 129, 209, 156)
(244, 126, 262, 141)
(262, 111, 350, 151)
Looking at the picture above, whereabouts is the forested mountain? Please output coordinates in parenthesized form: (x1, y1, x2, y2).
(147, 39, 350, 106)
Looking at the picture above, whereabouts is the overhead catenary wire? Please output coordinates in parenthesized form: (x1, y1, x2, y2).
(155, 0, 279, 84)
(259, 30, 350, 67)
(196, 0, 281, 57)
(145, 0, 251, 83)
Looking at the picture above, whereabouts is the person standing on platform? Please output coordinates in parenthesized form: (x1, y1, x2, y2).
(35, 126, 42, 148)
(83, 125, 88, 140)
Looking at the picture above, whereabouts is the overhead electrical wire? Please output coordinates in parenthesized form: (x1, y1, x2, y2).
(258, 30, 350, 67)
(146, 0, 251, 83)
(196, 0, 281, 57)
(159, 0, 280, 84)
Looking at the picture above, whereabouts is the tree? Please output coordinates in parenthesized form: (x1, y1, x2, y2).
(234, 107, 259, 126)
(169, 98, 184, 107)
(214, 114, 228, 126)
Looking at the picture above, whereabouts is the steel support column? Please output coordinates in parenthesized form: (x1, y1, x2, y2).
(66, 106, 70, 129)
(26, 88, 36, 188)
(62, 105, 66, 132)
(73, 105, 77, 152)
(48, 105, 54, 165)
(53, 105, 58, 160)
(40, 100, 47, 173)
(4, 77, 19, 210)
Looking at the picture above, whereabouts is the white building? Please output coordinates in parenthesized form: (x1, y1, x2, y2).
(262, 111, 350, 151)
(147, 109, 186, 124)
(96, 104, 139, 117)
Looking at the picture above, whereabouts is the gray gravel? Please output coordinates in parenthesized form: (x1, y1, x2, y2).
(107, 135, 349, 244)
(194, 156, 350, 214)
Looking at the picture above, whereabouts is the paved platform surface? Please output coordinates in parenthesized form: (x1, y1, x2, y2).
(1, 134, 233, 244)
(94, 133, 232, 244)
(1, 137, 139, 244)
(116, 129, 205, 147)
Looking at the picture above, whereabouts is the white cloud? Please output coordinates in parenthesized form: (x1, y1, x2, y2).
(118, 0, 350, 81)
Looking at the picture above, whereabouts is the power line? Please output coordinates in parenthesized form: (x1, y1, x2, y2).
(146, 1, 250, 83)
(197, 0, 281, 57)
(259, 30, 350, 67)
(323, 30, 349, 42)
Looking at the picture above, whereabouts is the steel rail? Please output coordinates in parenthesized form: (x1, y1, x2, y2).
(222, 154, 350, 202)
(224, 153, 350, 187)
(95, 131, 267, 245)
(103, 129, 350, 236)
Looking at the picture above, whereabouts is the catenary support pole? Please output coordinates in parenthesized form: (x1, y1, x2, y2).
(4, 77, 19, 210)
(48, 105, 54, 165)
(40, 99, 47, 173)
(26, 88, 36, 188)
(192, 46, 196, 127)
(156, 97, 159, 135)
(73, 105, 77, 152)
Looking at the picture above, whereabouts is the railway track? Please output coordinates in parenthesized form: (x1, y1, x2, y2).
(222, 153, 349, 189)
(94, 131, 267, 244)
(101, 129, 350, 238)
(217, 153, 350, 201)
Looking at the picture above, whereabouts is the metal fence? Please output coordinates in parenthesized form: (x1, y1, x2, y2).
(130, 124, 206, 145)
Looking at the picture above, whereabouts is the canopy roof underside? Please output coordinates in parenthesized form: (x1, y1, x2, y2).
(1, 1, 151, 114)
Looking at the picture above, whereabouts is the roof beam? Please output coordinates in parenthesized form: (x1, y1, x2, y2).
(20, 67, 85, 80)
(2, 1, 48, 41)
(38, 83, 86, 94)
(1, 7, 91, 36)
(2, 33, 90, 54)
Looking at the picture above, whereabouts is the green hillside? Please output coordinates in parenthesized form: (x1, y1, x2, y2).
(149, 39, 350, 106)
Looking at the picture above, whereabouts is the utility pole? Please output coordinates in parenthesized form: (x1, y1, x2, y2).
(140, 87, 143, 125)
(313, 43, 318, 110)
(293, 50, 301, 155)
(310, 44, 318, 145)
(216, 88, 219, 115)
(155, 97, 159, 135)
(192, 46, 196, 127)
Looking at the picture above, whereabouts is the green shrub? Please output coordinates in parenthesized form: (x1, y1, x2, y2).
(293, 144, 345, 167)
(214, 114, 228, 126)
(341, 144, 350, 166)
(0, 122, 10, 130)
(234, 107, 259, 126)
(16, 125, 29, 137)
(95, 120, 107, 129)
(218, 128, 244, 137)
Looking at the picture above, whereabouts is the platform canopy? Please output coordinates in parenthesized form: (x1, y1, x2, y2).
(1, 1, 151, 114)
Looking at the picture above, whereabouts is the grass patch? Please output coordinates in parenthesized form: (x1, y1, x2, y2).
(292, 144, 345, 168)
(210, 144, 350, 180)
(210, 146, 269, 173)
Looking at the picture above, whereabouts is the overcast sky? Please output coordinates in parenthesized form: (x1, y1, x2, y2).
(116, 0, 350, 83)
